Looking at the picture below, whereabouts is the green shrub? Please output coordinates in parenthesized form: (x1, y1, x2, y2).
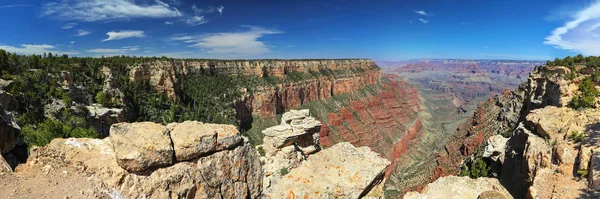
(571, 78, 598, 110)
(280, 168, 289, 176)
(569, 131, 586, 143)
(577, 169, 588, 177)
(459, 158, 491, 179)
(257, 146, 265, 156)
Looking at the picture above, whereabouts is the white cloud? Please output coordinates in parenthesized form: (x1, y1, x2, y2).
(0, 4, 34, 9)
(62, 23, 77, 29)
(217, 6, 224, 15)
(544, 1, 600, 55)
(42, 0, 182, 22)
(165, 21, 173, 25)
(186, 16, 208, 26)
(87, 46, 140, 53)
(181, 25, 283, 54)
(75, 29, 91, 36)
(0, 44, 79, 55)
(415, 10, 428, 16)
(102, 30, 146, 42)
(418, 18, 429, 24)
(192, 5, 223, 15)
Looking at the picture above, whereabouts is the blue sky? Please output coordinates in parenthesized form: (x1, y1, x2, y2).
(0, 0, 599, 60)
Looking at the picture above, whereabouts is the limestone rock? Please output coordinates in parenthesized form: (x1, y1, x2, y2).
(195, 144, 263, 199)
(266, 142, 390, 199)
(281, 109, 310, 124)
(482, 135, 508, 161)
(404, 176, 513, 199)
(18, 121, 264, 199)
(589, 150, 600, 190)
(167, 121, 217, 161)
(43, 99, 66, 120)
(109, 122, 173, 172)
(213, 123, 243, 150)
(523, 133, 552, 182)
(0, 104, 20, 154)
(525, 106, 586, 140)
(0, 91, 18, 111)
(0, 155, 11, 173)
(86, 104, 124, 137)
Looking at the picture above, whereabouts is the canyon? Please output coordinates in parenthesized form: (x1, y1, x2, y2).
(5, 56, 593, 199)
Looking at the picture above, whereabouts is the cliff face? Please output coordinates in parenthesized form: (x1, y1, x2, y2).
(128, 59, 382, 118)
(418, 65, 600, 198)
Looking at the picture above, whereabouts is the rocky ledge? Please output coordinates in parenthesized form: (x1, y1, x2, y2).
(404, 176, 513, 199)
(3, 121, 262, 199)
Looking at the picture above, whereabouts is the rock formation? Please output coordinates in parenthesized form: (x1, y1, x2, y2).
(259, 109, 391, 198)
(404, 176, 513, 199)
(3, 121, 263, 199)
(127, 59, 382, 117)
(413, 65, 600, 198)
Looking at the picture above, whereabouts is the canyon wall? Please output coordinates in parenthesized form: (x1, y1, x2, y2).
(128, 59, 382, 118)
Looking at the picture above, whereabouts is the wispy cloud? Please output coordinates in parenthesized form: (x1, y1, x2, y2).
(102, 30, 145, 42)
(544, 1, 600, 55)
(87, 46, 140, 54)
(415, 10, 429, 16)
(0, 4, 34, 9)
(75, 29, 91, 36)
(186, 16, 208, 26)
(165, 21, 173, 25)
(172, 26, 283, 54)
(418, 18, 429, 24)
(217, 6, 224, 15)
(192, 5, 224, 15)
(0, 44, 79, 55)
(42, 0, 182, 22)
(62, 23, 77, 29)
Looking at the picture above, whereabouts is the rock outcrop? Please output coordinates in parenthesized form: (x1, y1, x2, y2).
(260, 110, 390, 198)
(266, 142, 390, 199)
(404, 176, 513, 199)
(7, 121, 263, 199)
(86, 104, 125, 137)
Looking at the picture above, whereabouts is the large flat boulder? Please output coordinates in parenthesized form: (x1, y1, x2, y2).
(266, 142, 390, 199)
(167, 121, 218, 161)
(109, 122, 174, 172)
(404, 176, 513, 199)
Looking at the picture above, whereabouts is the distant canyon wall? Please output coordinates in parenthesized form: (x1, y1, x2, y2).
(127, 59, 382, 118)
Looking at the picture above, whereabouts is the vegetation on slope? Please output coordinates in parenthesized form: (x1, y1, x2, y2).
(0, 49, 373, 147)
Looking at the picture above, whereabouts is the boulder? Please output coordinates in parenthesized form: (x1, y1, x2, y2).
(19, 132, 264, 199)
(86, 104, 124, 137)
(0, 91, 18, 111)
(281, 109, 310, 124)
(167, 121, 217, 161)
(43, 99, 66, 120)
(213, 123, 243, 150)
(109, 122, 174, 172)
(194, 144, 263, 199)
(482, 135, 508, 161)
(266, 142, 390, 199)
(404, 176, 513, 199)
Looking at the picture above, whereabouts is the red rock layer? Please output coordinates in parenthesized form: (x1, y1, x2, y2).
(317, 75, 422, 162)
(244, 68, 382, 117)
